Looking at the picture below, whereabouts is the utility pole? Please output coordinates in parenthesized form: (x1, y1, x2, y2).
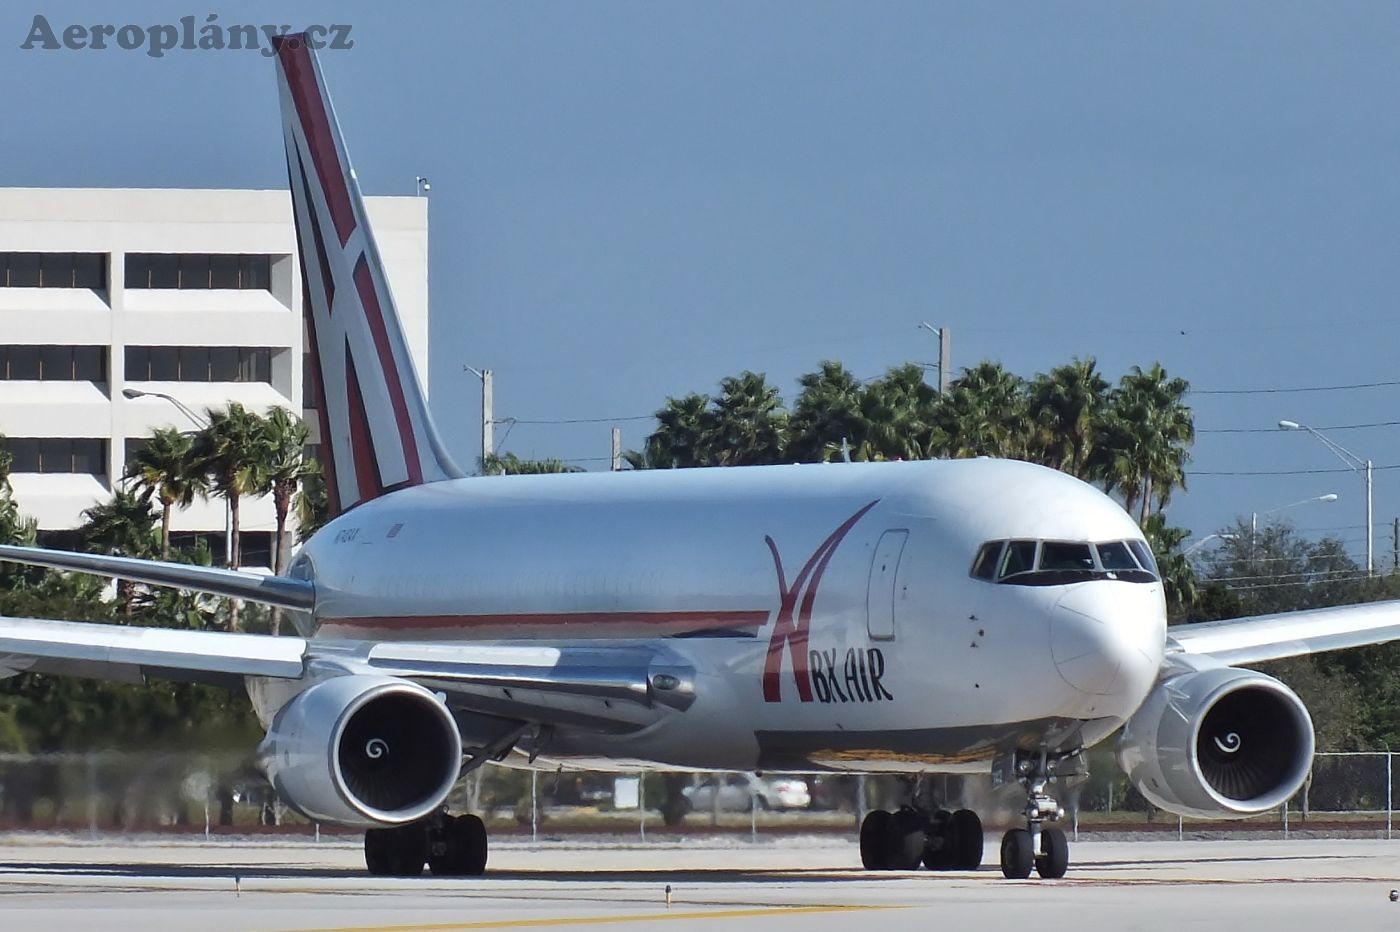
(1392, 517, 1397, 571)
(611, 427, 622, 472)
(918, 323, 951, 393)
(937, 326, 951, 394)
(464, 365, 493, 472)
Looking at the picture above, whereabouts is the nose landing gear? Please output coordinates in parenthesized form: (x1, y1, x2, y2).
(998, 750, 1075, 879)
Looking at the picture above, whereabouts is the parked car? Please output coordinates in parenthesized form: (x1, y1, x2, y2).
(682, 774, 810, 812)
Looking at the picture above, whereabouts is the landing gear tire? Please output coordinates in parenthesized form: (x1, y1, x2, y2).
(1035, 827, 1069, 879)
(999, 829, 1034, 880)
(948, 808, 984, 871)
(885, 807, 926, 871)
(365, 822, 428, 877)
(859, 809, 891, 870)
(921, 810, 953, 871)
(428, 814, 489, 877)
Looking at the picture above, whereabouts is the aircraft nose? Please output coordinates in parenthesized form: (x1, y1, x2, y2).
(1050, 585, 1162, 697)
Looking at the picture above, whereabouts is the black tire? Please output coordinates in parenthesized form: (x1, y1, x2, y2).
(921, 810, 952, 871)
(949, 809, 984, 871)
(999, 829, 1034, 880)
(885, 808, 926, 871)
(859, 809, 891, 870)
(428, 814, 489, 877)
(1035, 827, 1069, 879)
(389, 822, 428, 877)
(364, 828, 394, 876)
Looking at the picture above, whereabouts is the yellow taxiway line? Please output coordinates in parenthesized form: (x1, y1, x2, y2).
(290, 903, 899, 932)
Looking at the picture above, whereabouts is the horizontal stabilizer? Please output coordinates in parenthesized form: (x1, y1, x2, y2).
(0, 546, 315, 611)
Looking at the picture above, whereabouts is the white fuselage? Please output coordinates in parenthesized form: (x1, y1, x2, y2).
(289, 458, 1167, 773)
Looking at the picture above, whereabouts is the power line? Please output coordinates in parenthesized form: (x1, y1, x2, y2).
(1190, 379, 1400, 396)
(1199, 419, 1400, 434)
(504, 414, 654, 425)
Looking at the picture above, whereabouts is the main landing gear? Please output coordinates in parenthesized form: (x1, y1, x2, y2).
(859, 804, 985, 872)
(364, 811, 488, 877)
(998, 750, 1071, 880)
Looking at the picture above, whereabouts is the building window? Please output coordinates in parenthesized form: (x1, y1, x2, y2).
(124, 346, 271, 383)
(6, 438, 107, 475)
(123, 438, 149, 470)
(124, 254, 273, 290)
(0, 345, 106, 381)
(0, 253, 106, 289)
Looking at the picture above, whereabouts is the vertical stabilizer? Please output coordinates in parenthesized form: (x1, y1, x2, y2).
(272, 34, 462, 517)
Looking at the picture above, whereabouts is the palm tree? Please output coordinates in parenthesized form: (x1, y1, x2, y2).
(1027, 358, 1109, 479)
(709, 371, 788, 466)
(79, 487, 158, 617)
(788, 360, 868, 462)
(125, 428, 206, 561)
(192, 403, 266, 630)
(857, 364, 943, 461)
(258, 409, 313, 635)
(259, 409, 312, 578)
(632, 393, 716, 468)
(935, 362, 1030, 459)
(483, 452, 583, 475)
(294, 458, 328, 543)
(1093, 365, 1193, 523)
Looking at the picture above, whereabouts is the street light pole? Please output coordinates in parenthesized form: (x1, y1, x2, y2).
(917, 323, 950, 394)
(1249, 493, 1338, 567)
(1279, 420, 1374, 575)
(464, 366, 494, 472)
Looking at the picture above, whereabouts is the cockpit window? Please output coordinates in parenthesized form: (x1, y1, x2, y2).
(971, 542, 1003, 580)
(1040, 542, 1094, 571)
(1128, 540, 1159, 576)
(1095, 541, 1138, 571)
(970, 537, 1159, 585)
(999, 540, 1038, 578)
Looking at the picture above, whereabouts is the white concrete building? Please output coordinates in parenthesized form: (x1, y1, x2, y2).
(0, 188, 429, 567)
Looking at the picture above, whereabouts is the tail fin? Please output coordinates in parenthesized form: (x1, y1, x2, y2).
(272, 34, 462, 517)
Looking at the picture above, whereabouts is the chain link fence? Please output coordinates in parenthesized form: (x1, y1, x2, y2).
(0, 750, 1393, 839)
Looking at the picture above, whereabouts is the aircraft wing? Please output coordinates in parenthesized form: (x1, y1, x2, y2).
(1167, 599, 1400, 666)
(0, 545, 314, 610)
(0, 615, 307, 686)
(0, 610, 693, 731)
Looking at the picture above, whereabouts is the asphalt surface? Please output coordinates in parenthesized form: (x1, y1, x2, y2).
(0, 832, 1395, 931)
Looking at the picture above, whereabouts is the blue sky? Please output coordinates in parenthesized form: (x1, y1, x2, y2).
(4, 2, 1400, 559)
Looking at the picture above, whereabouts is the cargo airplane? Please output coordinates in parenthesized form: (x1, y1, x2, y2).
(1, 34, 1398, 880)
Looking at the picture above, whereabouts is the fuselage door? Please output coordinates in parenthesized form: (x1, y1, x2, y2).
(867, 529, 909, 641)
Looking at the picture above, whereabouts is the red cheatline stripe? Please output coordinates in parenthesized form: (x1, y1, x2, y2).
(344, 342, 384, 506)
(354, 255, 423, 485)
(319, 610, 771, 632)
(276, 35, 356, 246)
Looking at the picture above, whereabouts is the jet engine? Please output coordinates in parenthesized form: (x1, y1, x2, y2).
(257, 674, 463, 827)
(1116, 666, 1314, 820)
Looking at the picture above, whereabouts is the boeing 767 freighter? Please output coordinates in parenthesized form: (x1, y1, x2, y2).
(0, 34, 1396, 880)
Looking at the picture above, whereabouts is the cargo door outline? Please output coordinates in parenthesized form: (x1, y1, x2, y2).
(866, 529, 908, 641)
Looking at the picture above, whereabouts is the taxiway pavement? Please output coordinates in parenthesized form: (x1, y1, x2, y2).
(0, 833, 1394, 931)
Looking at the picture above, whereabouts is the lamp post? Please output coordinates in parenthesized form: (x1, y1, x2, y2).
(463, 365, 493, 472)
(122, 387, 230, 559)
(917, 322, 950, 394)
(1279, 419, 1373, 574)
(1183, 532, 1238, 556)
(1250, 493, 1339, 567)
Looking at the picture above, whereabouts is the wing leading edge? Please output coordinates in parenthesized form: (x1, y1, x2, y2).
(0, 545, 314, 610)
(1168, 599, 1400, 666)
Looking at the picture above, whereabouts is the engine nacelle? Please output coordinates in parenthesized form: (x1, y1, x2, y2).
(257, 674, 463, 827)
(1116, 666, 1314, 820)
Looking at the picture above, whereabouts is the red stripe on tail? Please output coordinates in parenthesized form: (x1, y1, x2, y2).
(344, 343, 384, 505)
(275, 36, 356, 246)
(353, 255, 423, 485)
